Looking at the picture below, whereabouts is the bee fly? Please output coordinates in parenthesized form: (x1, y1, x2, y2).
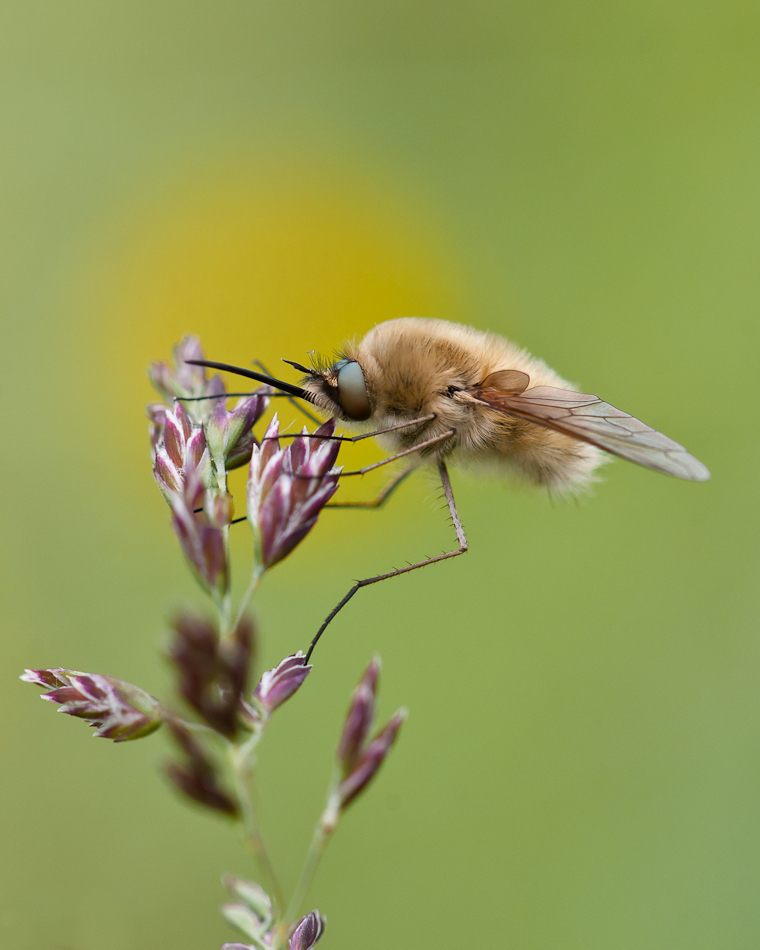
(189, 317, 709, 659)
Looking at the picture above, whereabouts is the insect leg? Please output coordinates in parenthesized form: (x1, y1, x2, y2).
(347, 414, 437, 442)
(325, 463, 414, 509)
(192, 420, 450, 522)
(272, 425, 454, 482)
(260, 413, 438, 445)
(338, 429, 456, 477)
(203, 459, 416, 525)
(303, 461, 467, 661)
(202, 464, 412, 526)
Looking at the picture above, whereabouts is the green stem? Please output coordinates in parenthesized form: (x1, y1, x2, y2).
(199, 456, 285, 934)
(210, 456, 234, 638)
(229, 741, 285, 915)
(212, 581, 233, 639)
(284, 823, 330, 926)
(284, 767, 341, 925)
(172, 718, 218, 736)
(232, 566, 263, 635)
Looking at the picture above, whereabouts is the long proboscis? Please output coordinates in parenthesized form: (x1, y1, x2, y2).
(185, 359, 315, 403)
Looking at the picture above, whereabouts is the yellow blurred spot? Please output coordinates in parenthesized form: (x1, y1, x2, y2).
(85, 155, 466, 517)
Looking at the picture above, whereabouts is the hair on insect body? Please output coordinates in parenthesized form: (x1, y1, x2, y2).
(189, 316, 710, 660)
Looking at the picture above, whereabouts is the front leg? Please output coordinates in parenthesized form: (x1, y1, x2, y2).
(226, 465, 414, 525)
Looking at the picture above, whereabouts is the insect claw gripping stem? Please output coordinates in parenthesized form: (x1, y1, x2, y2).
(303, 461, 468, 663)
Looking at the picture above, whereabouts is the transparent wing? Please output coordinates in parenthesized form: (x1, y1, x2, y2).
(471, 385, 710, 481)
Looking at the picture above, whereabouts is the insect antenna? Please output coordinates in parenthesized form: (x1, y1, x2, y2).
(281, 358, 312, 374)
(254, 359, 323, 425)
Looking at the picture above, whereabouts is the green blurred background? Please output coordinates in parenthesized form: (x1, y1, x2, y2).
(1, 2, 758, 948)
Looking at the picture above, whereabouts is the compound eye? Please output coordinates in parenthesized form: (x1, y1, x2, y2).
(335, 360, 371, 421)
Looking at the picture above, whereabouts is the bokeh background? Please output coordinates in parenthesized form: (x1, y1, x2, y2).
(1, 2, 758, 948)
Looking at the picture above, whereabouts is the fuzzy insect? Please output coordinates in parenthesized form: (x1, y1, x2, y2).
(189, 317, 709, 658)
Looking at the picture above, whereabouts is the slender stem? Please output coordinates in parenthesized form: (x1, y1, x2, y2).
(211, 453, 235, 638)
(285, 767, 341, 924)
(214, 513, 281, 913)
(284, 823, 330, 925)
(232, 566, 263, 635)
(173, 718, 218, 736)
(229, 742, 286, 914)
(237, 728, 262, 762)
(218, 582, 233, 639)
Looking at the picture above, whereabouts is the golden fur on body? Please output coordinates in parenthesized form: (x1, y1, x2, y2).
(302, 317, 605, 494)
